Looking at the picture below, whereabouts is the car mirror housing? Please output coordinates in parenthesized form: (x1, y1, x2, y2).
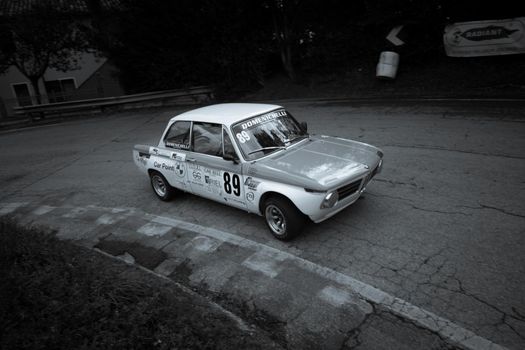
(223, 153, 239, 164)
(300, 121, 308, 132)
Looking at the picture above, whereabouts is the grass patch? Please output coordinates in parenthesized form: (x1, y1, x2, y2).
(0, 218, 280, 349)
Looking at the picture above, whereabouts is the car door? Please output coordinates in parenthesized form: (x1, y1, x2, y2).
(158, 120, 192, 192)
(187, 122, 246, 208)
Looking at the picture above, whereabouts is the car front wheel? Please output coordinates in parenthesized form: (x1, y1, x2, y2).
(150, 171, 175, 201)
(263, 196, 306, 240)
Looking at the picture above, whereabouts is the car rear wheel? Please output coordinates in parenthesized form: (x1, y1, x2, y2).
(150, 171, 175, 201)
(263, 196, 306, 240)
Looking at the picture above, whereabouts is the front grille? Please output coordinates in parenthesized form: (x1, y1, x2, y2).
(337, 179, 362, 200)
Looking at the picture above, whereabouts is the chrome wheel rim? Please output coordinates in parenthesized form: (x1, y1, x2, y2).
(265, 204, 286, 235)
(152, 175, 167, 197)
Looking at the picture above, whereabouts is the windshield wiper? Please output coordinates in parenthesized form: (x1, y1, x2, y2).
(286, 134, 309, 143)
(247, 146, 286, 155)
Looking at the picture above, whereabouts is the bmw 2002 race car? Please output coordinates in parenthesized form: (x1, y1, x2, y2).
(133, 103, 383, 240)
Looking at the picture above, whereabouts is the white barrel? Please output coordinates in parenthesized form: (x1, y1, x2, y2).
(376, 51, 399, 79)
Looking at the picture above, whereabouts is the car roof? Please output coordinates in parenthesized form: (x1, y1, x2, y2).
(169, 103, 283, 127)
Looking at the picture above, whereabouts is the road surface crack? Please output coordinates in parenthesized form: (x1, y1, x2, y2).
(410, 205, 472, 216)
(458, 204, 525, 219)
(373, 178, 419, 188)
(340, 303, 376, 350)
(365, 192, 413, 203)
(424, 273, 525, 342)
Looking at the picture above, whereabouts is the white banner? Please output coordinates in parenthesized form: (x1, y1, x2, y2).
(443, 17, 525, 57)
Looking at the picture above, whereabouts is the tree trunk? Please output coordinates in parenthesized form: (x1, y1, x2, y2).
(281, 41, 296, 82)
(273, 4, 297, 82)
(29, 76, 42, 105)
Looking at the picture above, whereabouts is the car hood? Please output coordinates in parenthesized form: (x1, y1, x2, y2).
(251, 135, 382, 191)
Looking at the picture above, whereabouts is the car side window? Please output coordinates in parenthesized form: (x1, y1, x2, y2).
(164, 121, 191, 150)
(192, 122, 222, 156)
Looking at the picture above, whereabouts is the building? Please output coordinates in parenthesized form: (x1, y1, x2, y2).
(0, 0, 124, 118)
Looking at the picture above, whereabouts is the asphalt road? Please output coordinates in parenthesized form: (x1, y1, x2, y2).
(1, 100, 524, 349)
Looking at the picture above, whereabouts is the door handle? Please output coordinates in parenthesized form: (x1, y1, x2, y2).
(186, 157, 196, 162)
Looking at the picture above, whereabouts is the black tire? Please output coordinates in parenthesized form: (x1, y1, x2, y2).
(263, 196, 306, 240)
(149, 171, 175, 201)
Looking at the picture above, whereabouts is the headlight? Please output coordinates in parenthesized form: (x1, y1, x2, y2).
(321, 190, 339, 209)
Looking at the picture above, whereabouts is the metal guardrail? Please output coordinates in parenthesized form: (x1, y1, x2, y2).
(12, 86, 214, 120)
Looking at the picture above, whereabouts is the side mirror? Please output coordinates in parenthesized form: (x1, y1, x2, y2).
(223, 153, 239, 164)
(300, 121, 308, 133)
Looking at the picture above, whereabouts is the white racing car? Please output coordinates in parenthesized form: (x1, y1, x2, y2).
(133, 103, 383, 240)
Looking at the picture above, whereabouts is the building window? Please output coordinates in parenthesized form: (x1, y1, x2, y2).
(45, 78, 76, 103)
(12, 83, 32, 107)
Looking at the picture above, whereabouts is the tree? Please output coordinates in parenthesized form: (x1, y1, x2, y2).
(0, 18, 14, 76)
(92, 0, 272, 94)
(0, 2, 89, 104)
(269, 0, 301, 81)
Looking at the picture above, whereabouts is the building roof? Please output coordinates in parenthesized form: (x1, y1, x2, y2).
(170, 103, 283, 127)
(0, 0, 122, 16)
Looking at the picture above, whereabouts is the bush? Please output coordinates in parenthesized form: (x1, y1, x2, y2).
(0, 218, 273, 350)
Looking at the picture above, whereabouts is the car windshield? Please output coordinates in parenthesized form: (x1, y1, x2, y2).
(231, 109, 308, 160)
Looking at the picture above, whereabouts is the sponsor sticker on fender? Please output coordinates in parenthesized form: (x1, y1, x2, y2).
(154, 161, 175, 172)
(244, 177, 260, 191)
(136, 154, 148, 166)
(171, 152, 186, 161)
(150, 146, 172, 158)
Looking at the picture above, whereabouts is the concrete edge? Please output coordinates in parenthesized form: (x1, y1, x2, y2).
(0, 201, 512, 350)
